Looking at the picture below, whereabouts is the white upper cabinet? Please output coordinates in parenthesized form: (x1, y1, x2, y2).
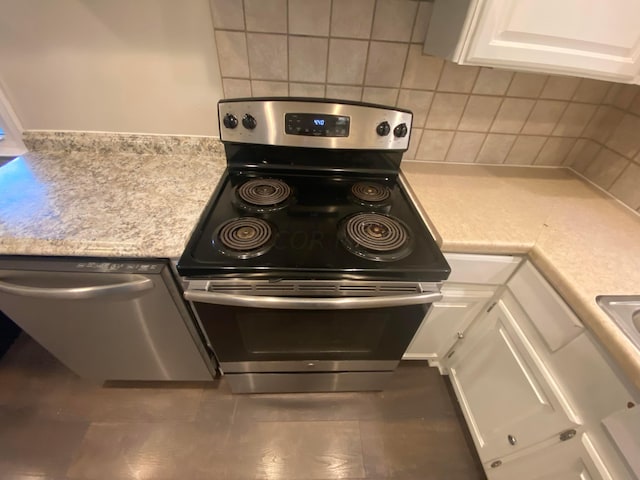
(425, 0, 640, 84)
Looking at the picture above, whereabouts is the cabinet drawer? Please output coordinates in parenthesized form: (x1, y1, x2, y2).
(508, 262, 583, 352)
(445, 253, 521, 284)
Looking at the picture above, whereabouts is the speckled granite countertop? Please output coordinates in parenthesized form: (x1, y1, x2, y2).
(402, 161, 640, 390)
(0, 151, 226, 258)
(1, 150, 639, 389)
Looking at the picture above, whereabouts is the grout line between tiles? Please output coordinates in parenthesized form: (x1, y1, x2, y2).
(538, 74, 552, 100)
(408, 128, 424, 159)
(285, 1, 290, 94)
(447, 93, 473, 162)
(562, 137, 580, 166)
(515, 98, 536, 136)
(549, 99, 573, 137)
(359, 0, 379, 102)
(597, 109, 625, 150)
(601, 82, 617, 106)
(485, 72, 517, 137)
(578, 143, 604, 175)
(497, 73, 523, 165)
(532, 136, 553, 165)
(411, 127, 588, 140)
(393, 46, 412, 107)
(441, 130, 457, 163)
(323, 0, 333, 95)
(570, 77, 588, 103)
(473, 129, 491, 164)
(429, 60, 455, 162)
(408, 0, 421, 46)
(210, 6, 229, 98)
(576, 103, 600, 138)
(495, 133, 518, 165)
(395, 3, 423, 107)
(240, 1, 253, 96)
(607, 158, 631, 191)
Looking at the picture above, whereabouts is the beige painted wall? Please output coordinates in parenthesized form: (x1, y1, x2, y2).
(0, 0, 224, 136)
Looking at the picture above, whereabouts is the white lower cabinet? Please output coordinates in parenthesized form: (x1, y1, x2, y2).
(487, 431, 618, 480)
(403, 283, 494, 365)
(446, 294, 578, 463)
(440, 259, 639, 480)
(403, 253, 520, 367)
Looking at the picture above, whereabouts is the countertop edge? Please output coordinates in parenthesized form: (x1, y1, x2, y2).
(528, 245, 640, 392)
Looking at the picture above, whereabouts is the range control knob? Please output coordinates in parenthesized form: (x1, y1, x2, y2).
(376, 121, 391, 136)
(393, 123, 408, 138)
(242, 114, 257, 130)
(223, 113, 238, 129)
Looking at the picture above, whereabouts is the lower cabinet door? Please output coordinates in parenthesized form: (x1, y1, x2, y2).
(403, 284, 494, 362)
(447, 299, 577, 463)
(487, 431, 625, 480)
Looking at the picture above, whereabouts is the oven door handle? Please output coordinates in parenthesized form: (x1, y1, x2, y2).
(184, 290, 443, 310)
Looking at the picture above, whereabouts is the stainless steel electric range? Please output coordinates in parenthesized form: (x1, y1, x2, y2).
(177, 98, 450, 394)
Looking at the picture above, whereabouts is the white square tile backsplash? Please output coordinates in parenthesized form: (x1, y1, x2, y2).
(326, 38, 368, 85)
(244, 0, 287, 33)
(246, 33, 288, 80)
(209, 0, 640, 212)
(289, 37, 328, 83)
(370, 0, 417, 42)
(330, 0, 375, 39)
(364, 42, 408, 88)
(288, 0, 331, 36)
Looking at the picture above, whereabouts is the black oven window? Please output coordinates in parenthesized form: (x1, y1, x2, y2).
(237, 310, 386, 355)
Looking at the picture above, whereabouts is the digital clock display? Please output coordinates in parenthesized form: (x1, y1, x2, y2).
(285, 113, 350, 137)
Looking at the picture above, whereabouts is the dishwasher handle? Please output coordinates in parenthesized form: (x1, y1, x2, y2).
(184, 289, 443, 310)
(0, 275, 154, 300)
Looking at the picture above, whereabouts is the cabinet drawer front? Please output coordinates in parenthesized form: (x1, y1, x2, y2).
(445, 253, 521, 284)
(508, 262, 583, 352)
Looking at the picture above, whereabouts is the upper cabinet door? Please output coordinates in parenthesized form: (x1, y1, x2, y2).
(459, 0, 640, 83)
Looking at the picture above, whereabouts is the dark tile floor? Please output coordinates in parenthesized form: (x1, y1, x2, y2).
(0, 334, 486, 480)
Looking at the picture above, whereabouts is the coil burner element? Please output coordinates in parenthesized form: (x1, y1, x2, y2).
(214, 217, 275, 259)
(236, 178, 292, 212)
(351, 182, 391, 205)
(339, 213, 413, 262)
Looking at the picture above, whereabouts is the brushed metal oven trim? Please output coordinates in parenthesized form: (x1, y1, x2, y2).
(220, 360, 399, 373)
(225, 371, 395, 393)
(185, 289, 442, 309)
(218, 99, 412, 150)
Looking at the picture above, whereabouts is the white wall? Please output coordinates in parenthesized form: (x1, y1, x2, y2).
(0, 81, 27, 155)
(0, 0, 224, 136)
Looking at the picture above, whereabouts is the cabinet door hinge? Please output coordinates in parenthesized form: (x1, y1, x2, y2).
(486, 301, 497, 313)
(559, 429, 576, 442)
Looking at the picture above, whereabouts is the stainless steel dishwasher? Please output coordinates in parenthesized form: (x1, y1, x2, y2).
(0, 256, 216, 382)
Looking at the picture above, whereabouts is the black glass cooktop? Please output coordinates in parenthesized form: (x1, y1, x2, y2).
(177, 168, 450, 282)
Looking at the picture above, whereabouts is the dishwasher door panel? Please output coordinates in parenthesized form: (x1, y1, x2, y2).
(0, 267, 214, 382)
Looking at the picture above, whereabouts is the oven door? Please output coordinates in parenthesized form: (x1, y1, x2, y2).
(185, 289, 442, 374)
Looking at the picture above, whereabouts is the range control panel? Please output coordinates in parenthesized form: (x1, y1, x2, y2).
(284, 113, 350, 137)
(218, 98, 412, 151)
